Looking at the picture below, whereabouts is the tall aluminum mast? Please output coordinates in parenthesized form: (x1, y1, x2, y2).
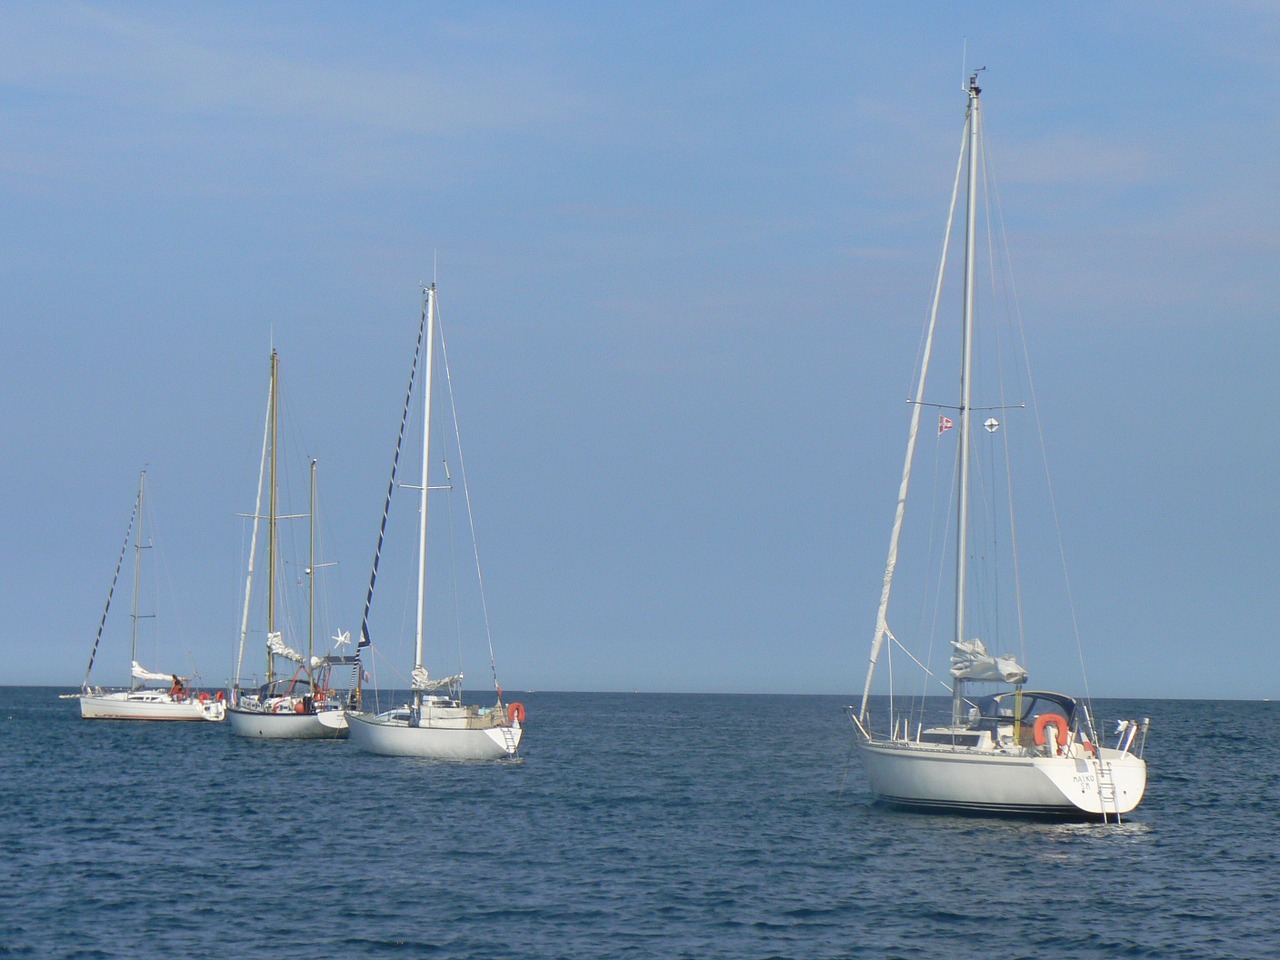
(413, 284, 437, 710)
(266, 349, 279, 685)
(952, 73, 982, 724)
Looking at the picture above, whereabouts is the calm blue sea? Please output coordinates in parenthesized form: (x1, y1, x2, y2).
(1, 689, 1276, 959)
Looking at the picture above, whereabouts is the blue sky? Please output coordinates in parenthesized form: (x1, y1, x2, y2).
(2, 2, 1276, 698)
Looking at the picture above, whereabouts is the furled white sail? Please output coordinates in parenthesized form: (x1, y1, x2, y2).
(131, 661, 179, 683)
(949, 638, 1028, 684)
(411, 665, 463, 691)
(858, 124, 969, 722)
(267, 631, 323, 669)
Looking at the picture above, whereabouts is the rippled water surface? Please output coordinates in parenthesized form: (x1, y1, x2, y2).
(1, 689, 1276, 959)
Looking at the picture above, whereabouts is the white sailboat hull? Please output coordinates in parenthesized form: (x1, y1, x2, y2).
(226, 704, 348, 739)
(79, 690, 226, 722)
(856, 739, 1146, 818)
(347, 710, 521, 760)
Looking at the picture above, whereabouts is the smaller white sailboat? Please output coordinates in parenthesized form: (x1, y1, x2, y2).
(851, 74, 1149, 820)
(78, 471, 226, 722)
(227, 350, 358, 739)
(347, 284, 523, 761)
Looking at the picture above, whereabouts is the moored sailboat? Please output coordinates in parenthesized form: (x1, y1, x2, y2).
(227, 349, 357, 739)
(78, 471, 225, 722)
(347, 284, 523, 760)
(850, 75, 1149, 820)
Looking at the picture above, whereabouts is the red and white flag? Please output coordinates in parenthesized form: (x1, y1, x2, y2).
(938, 415, 953, 435)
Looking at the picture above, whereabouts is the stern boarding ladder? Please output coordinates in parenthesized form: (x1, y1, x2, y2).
(1094, 758, 1120, 823)
(499, 723, 519, 756)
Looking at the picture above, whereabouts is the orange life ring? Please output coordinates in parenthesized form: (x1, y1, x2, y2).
(507, 701, 526, 724)
(1033, 713, 1070, 752)
(215, 690, 225, 702)
(199, 692, 210, 703)
(294, 701, 306, 714)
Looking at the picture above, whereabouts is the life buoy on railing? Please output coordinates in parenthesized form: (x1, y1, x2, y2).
(294, 701, 306, 714)
(215, 690, 225, 702)
(507, 701, 526, 724)
(199, 692, 210, 703)
(1032, 713, 1070, 753)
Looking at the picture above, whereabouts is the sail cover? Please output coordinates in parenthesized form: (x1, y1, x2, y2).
(411, 666, 463, 692)
(950, 638, 1028, 684)
(131, 661, 180, 682)
(267, 631, 324, 670)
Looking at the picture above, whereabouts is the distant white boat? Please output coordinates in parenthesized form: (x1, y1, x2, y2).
(78, 471, 225, 722)
(850, 75, 1149, 819)
(347, 284, 523, 760)
(227, 349, 357, 739)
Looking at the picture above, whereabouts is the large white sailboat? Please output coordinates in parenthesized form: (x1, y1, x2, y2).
(227, 350, 357, 739)
(851, 75, 1149, 820)
(78, 471, 226, 722)
(347, 284, 523, 761)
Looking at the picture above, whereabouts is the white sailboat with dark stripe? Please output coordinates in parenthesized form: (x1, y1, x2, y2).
(851, 75, 1149, 820)
(347, 284, 523, 761)
(77, 471, 225, 722)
